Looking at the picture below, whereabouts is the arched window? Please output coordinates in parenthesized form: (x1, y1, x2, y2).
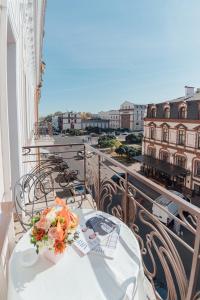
(147, 147, 156, 158)
(179, 106, 187, 119)
(151, 108, 156, 118)
(176, 155, 186, 168)
(160, 150, 169, 162)
(164, 107, 170, 118)
(177, 126, 186, 145)
(162, 126, 169, 142)
(194, 160, 200, 177)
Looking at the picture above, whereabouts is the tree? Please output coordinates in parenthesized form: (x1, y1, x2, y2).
(115, 146, 126, 156)
(44, 114, 53, 123)
(98, 136, 117, 148)
(125, 133, 142, 144)
(54, 111, 63, 116)
(81, 112, 92, 120)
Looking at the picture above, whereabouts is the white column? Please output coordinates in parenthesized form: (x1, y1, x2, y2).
(0, 1, 12, 202)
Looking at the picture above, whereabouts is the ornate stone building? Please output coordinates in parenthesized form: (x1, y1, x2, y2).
(141, 86, 200, 194)
(120, 101, 146, 131)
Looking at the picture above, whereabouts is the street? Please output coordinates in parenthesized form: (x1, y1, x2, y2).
(51, 134, 198, 297)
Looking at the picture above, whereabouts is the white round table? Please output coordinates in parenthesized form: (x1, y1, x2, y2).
(8, 210, 146, 300)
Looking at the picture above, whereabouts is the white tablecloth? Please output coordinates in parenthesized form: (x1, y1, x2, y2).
(8, 210, 146, 300)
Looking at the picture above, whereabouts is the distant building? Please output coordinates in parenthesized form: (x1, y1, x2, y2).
(81, 119, 110, 130)
(119, 101, 146, 131)
(52, 116, 59, 130)
(52, 115, 63, 132)
(140, 86, 200, 195)
(98, 110, 120, 129)
(62, 112, 81, 130)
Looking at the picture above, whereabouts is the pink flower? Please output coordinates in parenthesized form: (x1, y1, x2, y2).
(48, 227, 62, 241)
(35, 217, 50, 231)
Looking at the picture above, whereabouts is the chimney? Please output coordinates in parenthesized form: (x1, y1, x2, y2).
(185, 86, 195, 97)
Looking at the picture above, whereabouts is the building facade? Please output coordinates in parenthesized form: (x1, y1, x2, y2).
(0, 0, 46, 203)
(81, 119, 110, 130)
(98, 110, 120, 129)
(119, 101, 146, 131)
(62, 112, 82, 130)
(142, 86, 200, 194)
(51, 115, 62, 131)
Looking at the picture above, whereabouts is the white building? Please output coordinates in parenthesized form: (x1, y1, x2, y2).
(81, 118, 110, 130)
(120, 101, 146, 131)
(52, 115, 59, 131)
(62, 112, 82, 130)
(0, 0, 46, 201)
(98, 110, 120, 129)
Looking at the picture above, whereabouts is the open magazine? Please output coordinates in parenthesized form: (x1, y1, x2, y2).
(91, 224, 121, 258)
(73, 212, 119, 255)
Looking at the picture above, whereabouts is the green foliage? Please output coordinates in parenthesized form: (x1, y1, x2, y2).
(115, 145, 142, 160)
(66, 129, 84, 136)
(98, 135, 117, 148)
(125, 133, 142, 144)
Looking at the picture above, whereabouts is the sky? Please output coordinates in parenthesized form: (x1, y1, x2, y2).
(40, 0, 200, 116)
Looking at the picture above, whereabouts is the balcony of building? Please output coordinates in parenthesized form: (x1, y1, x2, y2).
(1, 143, 200, 300)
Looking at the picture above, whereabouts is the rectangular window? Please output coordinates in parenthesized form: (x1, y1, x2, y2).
(150, 127, 155, 139)
(178, 130, 185, 145)
(163, 130, 168, 142)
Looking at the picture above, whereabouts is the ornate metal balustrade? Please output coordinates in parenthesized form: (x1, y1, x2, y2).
(20, 143, 200, 300)
(34, 121, 53, 140)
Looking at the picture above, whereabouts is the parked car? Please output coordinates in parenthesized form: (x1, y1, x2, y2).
(77, 150, 93, 159)
(111, 173, 126, 185)
(152, 190, 190, 225)
(71, 180, 85, 196)
(90, 133, 98, 137)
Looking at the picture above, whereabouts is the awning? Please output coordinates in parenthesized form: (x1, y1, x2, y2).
(134, 155, 189, 177)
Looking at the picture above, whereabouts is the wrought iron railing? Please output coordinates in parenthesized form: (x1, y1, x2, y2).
(34, 121, 53, 140)
(21, 143, 200, 300)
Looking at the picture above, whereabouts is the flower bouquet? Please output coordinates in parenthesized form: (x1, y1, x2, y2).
(30, 197, 79, 262)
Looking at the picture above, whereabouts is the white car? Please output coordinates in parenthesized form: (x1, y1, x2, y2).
(77, 150, 93, 159)
(152, 190, 190, 225)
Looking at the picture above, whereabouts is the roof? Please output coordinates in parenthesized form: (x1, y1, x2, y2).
(157, 90, 200, 105)
(134, 155, 189, 177)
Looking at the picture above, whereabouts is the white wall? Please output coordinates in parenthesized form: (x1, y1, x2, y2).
(0, 0, 46, 202)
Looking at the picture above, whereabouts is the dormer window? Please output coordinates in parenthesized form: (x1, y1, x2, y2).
(179, 106, 187, 119)
(164, 107, 170, 118)
(151, 108, 156, 118)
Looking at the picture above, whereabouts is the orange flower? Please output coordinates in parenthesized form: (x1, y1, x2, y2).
(69, 211, 78, 228)
(42, 207, 51, 216)
(57, 208, 70, 228)
(54, 240, 66, 254)
(55, 197, 66, 207)
(32, 227, 45, 241)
